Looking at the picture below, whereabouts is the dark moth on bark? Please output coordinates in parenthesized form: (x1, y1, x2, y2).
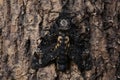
(31, 10, 93, 73)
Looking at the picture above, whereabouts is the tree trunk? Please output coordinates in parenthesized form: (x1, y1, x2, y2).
(0, 0, 120, 80)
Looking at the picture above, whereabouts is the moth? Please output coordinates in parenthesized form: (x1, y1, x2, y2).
(31, 11, 92, 72)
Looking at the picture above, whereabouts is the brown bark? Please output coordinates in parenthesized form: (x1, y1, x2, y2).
(0, 0, 120, 80)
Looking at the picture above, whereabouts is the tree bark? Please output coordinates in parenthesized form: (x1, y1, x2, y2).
(0, 0, 120, 80)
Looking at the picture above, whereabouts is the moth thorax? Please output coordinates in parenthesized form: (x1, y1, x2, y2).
(57, 36, 69, 44)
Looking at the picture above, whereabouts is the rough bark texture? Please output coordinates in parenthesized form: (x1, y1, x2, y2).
(0, 0, 120, 80)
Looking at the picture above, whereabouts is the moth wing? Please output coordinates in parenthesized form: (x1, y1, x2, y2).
(68, 25, 92, 72)
(31, 23, 59, 69)
(39, 43, 59, 67)
(31, 52, 41, 70)
(39, 23, 59, 49)
(68, 45, 85, 72)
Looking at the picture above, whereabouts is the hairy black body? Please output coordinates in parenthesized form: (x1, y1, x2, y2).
(31, 11, 92, 73)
